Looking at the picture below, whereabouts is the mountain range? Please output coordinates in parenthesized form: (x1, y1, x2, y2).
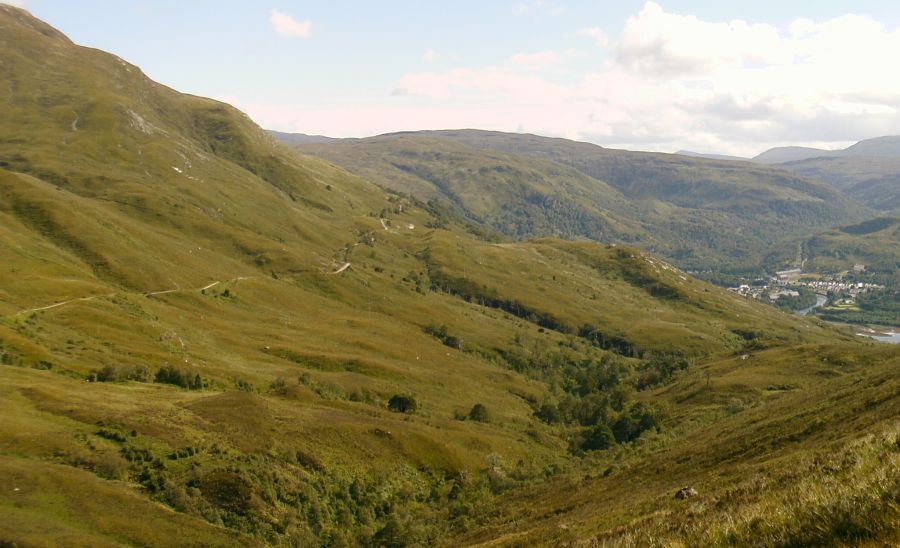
(1, 5, 899, 546)
(286, 130, 869, 273)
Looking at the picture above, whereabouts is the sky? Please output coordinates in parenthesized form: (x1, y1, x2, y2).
(10, 0, 900, 156)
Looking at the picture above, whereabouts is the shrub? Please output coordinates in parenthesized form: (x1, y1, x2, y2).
(270, 377, 288, 396)
(582, 424, 616, 451)
(468, 403, 490, 423)
(94, 364, 152, 383)
(534, 403, 561, 424)
(424, 323, 462, 349)
(234, 378, 253, 392)
(388, 394, 417, 413)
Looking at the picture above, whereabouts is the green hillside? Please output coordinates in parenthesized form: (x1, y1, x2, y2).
(806, 217, 900, 276)
(751, 137, 900, 213)
(292, 130, 869, 273)
(1, 6, 899, 546)
(778, 156, 900, 212)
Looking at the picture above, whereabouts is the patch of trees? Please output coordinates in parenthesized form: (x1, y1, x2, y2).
(494, 347, 680, 452)
(424, 256, 649, 358)
(578, 325, 642, 358)
(771, 287, 818, 311)
(818, 289, 900, 326)
(90, 364, 151, 383)
(634, 354, 691, 390)
(155, 366, 205, 390)
(87, 364, 205, 389)
(424, 260, 573, 334)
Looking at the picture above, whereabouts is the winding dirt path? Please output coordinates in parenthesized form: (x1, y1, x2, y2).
(11, 276, 255, 317)
(17, 294, 106, 315)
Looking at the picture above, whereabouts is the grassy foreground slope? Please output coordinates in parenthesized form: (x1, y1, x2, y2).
(293, 130, 869, 272)
(0, 5, 898, 546)
(457, 343, 900, 546)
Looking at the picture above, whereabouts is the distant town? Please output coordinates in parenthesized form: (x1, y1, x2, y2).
(728, 265, 884, 306)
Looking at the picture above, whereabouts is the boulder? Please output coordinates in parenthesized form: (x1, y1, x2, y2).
(674, 486, 698, 499)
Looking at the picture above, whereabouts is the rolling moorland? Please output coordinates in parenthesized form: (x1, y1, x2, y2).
(1, 5, 900, 547)
(288, 131, 900, 325)
(292, 131, 870, 274)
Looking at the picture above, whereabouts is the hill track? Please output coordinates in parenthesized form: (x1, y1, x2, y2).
(9, 276, 256, 317)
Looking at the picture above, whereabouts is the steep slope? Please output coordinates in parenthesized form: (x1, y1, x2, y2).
(293, 130, 869, 272)
(1, 6, 898, 547)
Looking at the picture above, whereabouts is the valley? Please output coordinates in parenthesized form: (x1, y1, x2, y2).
(0, 3, 899, 547)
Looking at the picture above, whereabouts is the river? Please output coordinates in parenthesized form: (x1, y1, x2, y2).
(796, 294, 827, 316)
(792, 294, 898, 343)
(868, 332, 900, 344)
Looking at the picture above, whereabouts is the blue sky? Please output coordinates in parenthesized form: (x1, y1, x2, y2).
(12, 1, 900, 155)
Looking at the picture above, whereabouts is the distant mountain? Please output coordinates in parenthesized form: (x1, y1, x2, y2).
(753, 146, 836, 164)
(843, 135, 900, 158)
(752, 137, 900, 212)
(754, 136, 900, 164)
(287, 129, 869, 272)
(676, 150, 749, 162)
(266, 129, 337, 145)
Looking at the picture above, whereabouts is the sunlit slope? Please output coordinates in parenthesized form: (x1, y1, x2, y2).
(0, 5, 896, 546)
(457, 343, 900, 546)
(1, 2, 383, 297)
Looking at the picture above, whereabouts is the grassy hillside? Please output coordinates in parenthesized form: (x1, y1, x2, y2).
(456, 342, 900, 545)
(751, 137, 900, 213)
(806, 217, 900, 277)
(1, 5, 899, 546)
(292, 130, 869, 272)
(778, 156, 900, 212)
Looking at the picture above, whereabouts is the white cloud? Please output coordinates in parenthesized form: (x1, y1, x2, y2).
(251, 2, 900, 156)
(269, 9, 311, 38)
(615, 2, 789, 78)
